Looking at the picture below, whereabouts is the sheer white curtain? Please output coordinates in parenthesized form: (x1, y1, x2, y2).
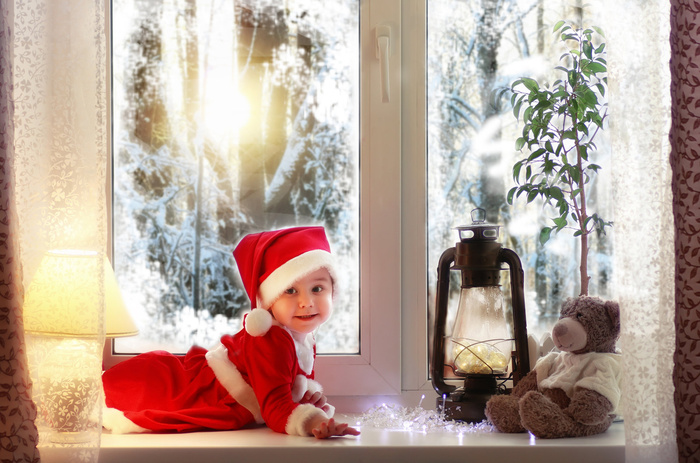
(603, 0, 677, 461)
(10, 0, 108, 461)
(0, 2, 41, 461)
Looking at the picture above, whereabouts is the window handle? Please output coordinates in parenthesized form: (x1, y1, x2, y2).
(375, 25, 391, 103)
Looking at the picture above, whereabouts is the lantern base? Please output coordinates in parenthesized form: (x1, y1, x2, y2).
(436, 393, 493, 422)
(436, 375, 499, 422)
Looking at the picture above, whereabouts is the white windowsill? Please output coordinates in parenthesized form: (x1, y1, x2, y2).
(94, 417, 624, 463)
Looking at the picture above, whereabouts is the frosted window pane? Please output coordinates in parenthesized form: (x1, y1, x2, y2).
(427, 1, 613, 341)
(112, 0, 359, 354)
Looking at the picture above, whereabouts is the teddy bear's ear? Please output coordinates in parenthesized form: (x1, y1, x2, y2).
(604, 300, 621, 336)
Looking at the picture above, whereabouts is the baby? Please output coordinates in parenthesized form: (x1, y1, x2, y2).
(103, 226, 359, 438)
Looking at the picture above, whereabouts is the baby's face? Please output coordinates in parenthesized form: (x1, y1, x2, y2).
(269, 268, 333, 334)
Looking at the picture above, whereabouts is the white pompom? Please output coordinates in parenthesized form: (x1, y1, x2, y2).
(245, 308, 273, 336)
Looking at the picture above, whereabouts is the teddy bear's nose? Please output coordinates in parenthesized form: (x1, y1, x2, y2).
(553, 323, 568, 337)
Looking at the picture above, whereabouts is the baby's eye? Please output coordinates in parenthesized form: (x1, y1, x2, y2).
(312, 285, 324, 293)
(284, 287, 297, 295)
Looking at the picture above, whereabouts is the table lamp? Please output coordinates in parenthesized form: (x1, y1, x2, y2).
(23, 249, 138, 443)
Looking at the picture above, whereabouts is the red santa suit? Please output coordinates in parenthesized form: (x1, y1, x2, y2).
(103, 309, 334, 435)
(103, 226, 338, 436)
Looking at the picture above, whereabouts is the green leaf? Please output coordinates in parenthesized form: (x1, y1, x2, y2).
(582, 88, 598, 107)
(578, 145, 588, 161)
(568, 70, 579, 87)
(587, 62, 607, 74)
(592, 26, 605, 38)
(553, 217, 567, 230)
(515, 137, 526, 151)
(553, 20, 566, 32)
(550, 187, 564, 201)
(513, 99, 523, 119)
(528, 148, 546, 161)
(527, 189, 538, 203)
(539, 227, 553, 245)
(520, 77, 540, 92)
(507, 187, 517, 204)
(513, 161, 523, 181)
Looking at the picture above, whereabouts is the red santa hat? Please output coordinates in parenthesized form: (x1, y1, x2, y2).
(233, 226, 337, 311)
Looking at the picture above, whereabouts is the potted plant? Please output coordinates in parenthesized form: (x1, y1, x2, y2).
(507, 21, 612, 297)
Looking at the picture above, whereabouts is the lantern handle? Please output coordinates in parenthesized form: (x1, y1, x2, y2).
(498, 247, 531, 383)
(431, 246, 457, 396)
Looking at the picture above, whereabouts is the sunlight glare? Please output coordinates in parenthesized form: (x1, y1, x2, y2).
(204, 87, 251, 143)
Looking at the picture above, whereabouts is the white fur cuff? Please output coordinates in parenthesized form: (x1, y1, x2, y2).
(285, 403, 328, 437)
(102, 407, 149, 434)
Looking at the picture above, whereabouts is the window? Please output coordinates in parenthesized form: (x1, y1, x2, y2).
(112, 0, 361, 355)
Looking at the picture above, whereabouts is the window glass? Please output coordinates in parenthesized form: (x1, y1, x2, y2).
(427, 1, 613, 345)
(112, 0, 359, 354)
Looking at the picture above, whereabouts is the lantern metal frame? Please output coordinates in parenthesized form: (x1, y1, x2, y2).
(431, 211, 530, 422)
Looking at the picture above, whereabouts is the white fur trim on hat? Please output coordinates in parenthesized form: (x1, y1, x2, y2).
(245, 308, 273, 336)
(258, 249, 336, 309)
(285, 403, 329, 437)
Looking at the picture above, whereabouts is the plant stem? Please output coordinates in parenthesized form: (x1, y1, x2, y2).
(574, 33, 590, 296)
(575, 134, 590, 296)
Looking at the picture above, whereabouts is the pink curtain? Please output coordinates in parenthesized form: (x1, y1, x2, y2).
(671, 1, 700, 462)
(0, 2, 41, 462)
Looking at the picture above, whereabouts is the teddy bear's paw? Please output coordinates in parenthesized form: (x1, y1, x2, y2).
(520, 391, 615, 438)
(567, 388, 614, 426)
(519, 391, 574, 439)
(485, 395, 526, 433)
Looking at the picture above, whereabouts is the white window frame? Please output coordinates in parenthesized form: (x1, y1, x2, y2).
(104, 0, 434, 404)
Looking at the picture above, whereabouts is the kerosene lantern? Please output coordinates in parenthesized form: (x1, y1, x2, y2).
(431, 208, 530, 422)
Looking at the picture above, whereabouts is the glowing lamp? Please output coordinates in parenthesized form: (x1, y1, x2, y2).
(23, 250, 138, 443)
(431, 209, 530, 422)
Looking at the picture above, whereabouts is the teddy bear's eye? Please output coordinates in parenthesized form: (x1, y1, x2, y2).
(575, 313, 583, 320)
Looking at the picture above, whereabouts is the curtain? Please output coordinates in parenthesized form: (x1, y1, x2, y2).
(670, 2, 700, 462)
(8, 0, 108, 461)
(0, 2, 41, 462)
(602, 1, 678, 462)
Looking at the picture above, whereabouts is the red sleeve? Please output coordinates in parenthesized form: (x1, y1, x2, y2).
(246, 328, 298, 433)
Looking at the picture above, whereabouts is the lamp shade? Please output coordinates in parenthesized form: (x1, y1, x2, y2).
(23, 250, 138, 338)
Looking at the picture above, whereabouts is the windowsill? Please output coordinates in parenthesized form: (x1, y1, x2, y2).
(95, 417, 625, 463)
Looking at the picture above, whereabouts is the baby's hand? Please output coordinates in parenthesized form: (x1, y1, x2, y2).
(311, 418, 361, 439)
(300, 390, 327, 409)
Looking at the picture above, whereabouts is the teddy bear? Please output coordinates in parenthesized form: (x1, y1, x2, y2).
(484, 296, 622, 439)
